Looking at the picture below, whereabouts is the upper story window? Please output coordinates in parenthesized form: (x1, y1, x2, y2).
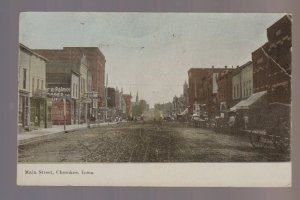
(22, 68, 27, 89)
(83, 79, 85, 93)
(257, 57, 263, 64)
(233, 85, 236, 98)
(75, 84, 78, 98)
(73, 83, 75, 97)
(37, 79, 39, 90)
(276, 29, 282, 36)
(32, 78, 35, 94)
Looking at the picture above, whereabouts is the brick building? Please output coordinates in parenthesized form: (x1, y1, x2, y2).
(34, 47, 106, 108)
(46, 62, 80, 125)
(107, 87, 116, 108)
(216, 69, 233, 113)
(252, 14, 292, 104)
(252, 43, 271, 94)
(187, 67, 232, 117)
(122, 94, 132, 118)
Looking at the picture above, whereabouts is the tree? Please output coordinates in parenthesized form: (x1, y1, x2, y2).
(132, 99, 149, 117)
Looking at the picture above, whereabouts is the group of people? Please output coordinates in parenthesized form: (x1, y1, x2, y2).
(228, 112, 249, 133)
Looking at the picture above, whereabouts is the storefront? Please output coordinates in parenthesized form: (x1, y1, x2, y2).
(30, 92, 52, 129)
(230, 91, 268, 131)
(18, 91, 30, 130)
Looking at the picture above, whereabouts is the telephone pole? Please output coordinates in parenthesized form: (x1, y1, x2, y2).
(105, 73, 108, 121)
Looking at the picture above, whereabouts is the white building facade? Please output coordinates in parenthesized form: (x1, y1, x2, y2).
(19, 44, 51, 130)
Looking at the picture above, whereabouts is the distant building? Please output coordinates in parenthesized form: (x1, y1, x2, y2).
(172, 81, 188, 115)
(123, 94, 132, 118)
(183, 80, 189, 109)
(241, 61, 253, 99)
(188, 66, 233, 117)
(216, 69, 233, 112)
(107, 87, 116, 108)
(232, 66, 242, 105)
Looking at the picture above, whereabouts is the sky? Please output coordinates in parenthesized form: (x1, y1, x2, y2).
(19, 12, 285, 107)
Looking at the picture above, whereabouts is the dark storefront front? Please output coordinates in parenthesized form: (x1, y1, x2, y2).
(30, 90, 52, 129)
(18, 91, 30, 130)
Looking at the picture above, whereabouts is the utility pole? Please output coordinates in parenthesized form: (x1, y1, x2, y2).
(105, 73, 108, 121)
(85, 99, 90, 128)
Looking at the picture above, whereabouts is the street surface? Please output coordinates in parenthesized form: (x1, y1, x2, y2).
(18, 121, 289, 162)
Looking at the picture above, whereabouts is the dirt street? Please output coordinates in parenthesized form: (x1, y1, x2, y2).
(18, 121, 289, 162)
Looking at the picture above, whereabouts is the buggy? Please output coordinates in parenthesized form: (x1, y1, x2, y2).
(246, 102, 291, 152)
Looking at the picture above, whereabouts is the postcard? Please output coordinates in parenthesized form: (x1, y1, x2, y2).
(17, 12, 292, 186)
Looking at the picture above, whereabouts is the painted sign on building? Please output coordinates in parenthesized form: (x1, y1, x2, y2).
(47, 86, 71, 101)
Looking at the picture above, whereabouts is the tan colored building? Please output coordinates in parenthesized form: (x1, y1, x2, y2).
(19, 44, 52, 130)
(232, 61, 253, 106)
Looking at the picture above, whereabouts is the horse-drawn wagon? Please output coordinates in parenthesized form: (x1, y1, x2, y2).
(246, 102, 290, 152)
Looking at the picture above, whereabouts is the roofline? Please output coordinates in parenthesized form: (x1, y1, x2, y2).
(267, 14, 292, 31)
(19, 43, 49, 62)
(63, 47, 106, 61)
(239, 61, 252, 69)
(188, 67, 235, 74)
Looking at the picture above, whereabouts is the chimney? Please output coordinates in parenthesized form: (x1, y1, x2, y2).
(212, 65, 214, 69)
(225, 65, 227, 69)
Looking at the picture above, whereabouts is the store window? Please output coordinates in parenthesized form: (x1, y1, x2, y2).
(22, 68, 27, 89)
(32, 78, 35, 94)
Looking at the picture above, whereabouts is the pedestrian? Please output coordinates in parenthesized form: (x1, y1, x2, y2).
(232, 112, 243, 134)
(35, 115, 38, 126)
(228, 114, 235, 127)
(244, 115, 249, 130)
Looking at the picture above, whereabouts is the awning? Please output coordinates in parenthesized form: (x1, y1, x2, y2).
(180, 108, 189, 115)
(230, 91, 267, 111)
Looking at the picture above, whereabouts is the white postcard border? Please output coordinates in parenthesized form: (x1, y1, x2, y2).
(17, 162, 291, 187)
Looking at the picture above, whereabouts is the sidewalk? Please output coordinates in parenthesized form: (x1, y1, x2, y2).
(18, 122, 118, 142)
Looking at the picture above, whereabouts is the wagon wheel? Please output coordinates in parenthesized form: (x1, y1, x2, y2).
(249, 131, 267, 149)
(273, 136, 290, 152)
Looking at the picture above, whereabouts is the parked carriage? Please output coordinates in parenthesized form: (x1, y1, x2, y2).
(224, 91, 291, 152)
(246, 102, 290, 152)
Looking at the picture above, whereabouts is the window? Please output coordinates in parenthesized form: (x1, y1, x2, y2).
(257, 57, 263, 64)
(83, 79, 85, 93)
(41, 80, 44, 90)
(37, 79, 39, 90)
(75, 84, 78, 98)
(32, 78, 35, 94)
(22, 69, 27, 89)
(233, 85, 236, 98)
(276, 29, 282, 36)
(80, 78, 83, 93)
(73, 83, 75, 97)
